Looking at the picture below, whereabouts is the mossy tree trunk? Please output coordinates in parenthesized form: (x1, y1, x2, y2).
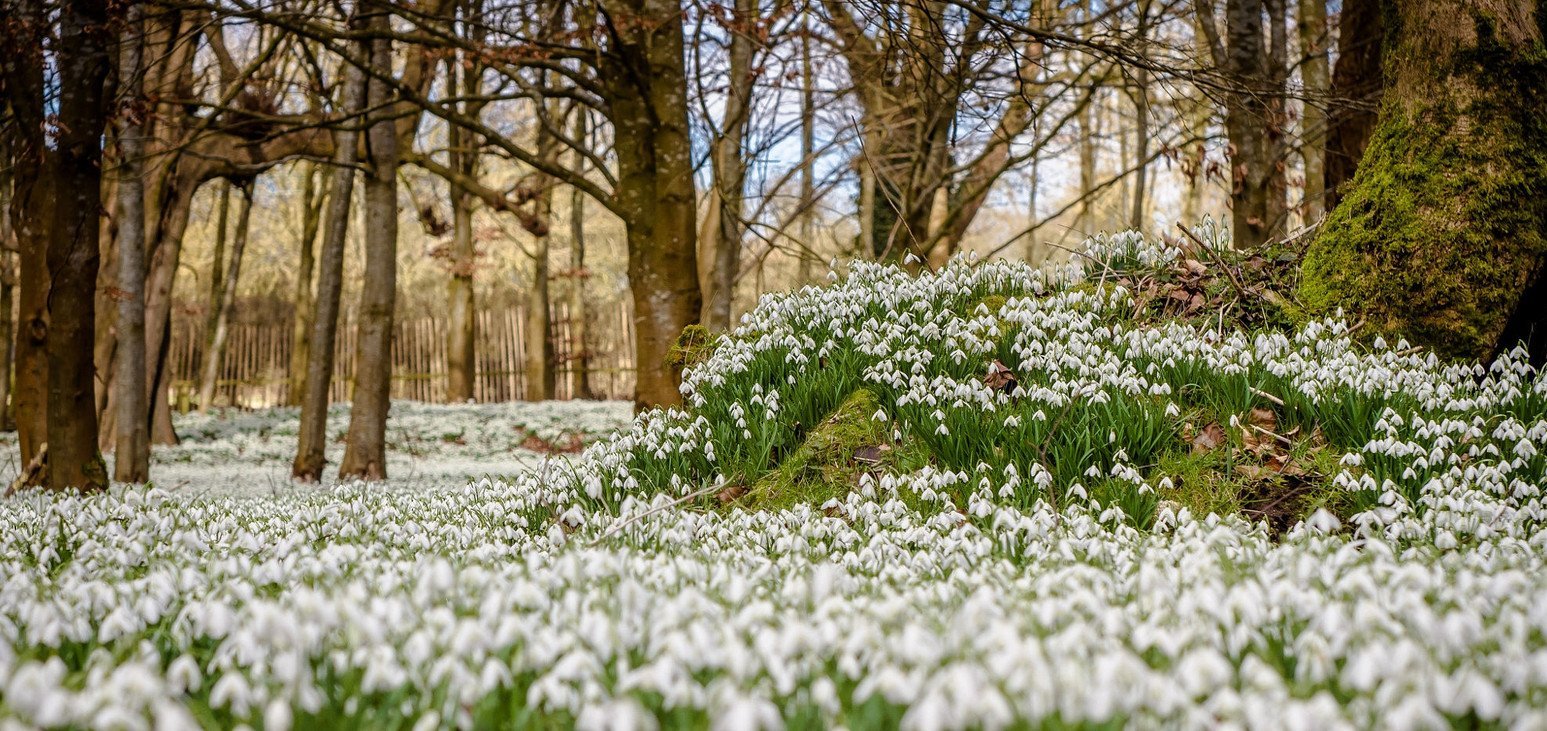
(1300, 0, 1547, 362)
(600, 0, 702, 412)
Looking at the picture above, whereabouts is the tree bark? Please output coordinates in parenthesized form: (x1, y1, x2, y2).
(1323, 0, 1383, 208)
(45, 0, 112, 491)
(1221, 0, 1284, 248)
(196, 181, 252, 412)
(797, 18, 818, 283)
(3, 0, 51, 473)
(114, 2, 150, 483)
(1301, 0, 1547, 363)
(1296, 0, 1330, 222)
(292, 48, 367, 482)
(523, 201, 554, 401)
(568, 113, 594, 400)
(206, 180, 231, 347)
(287, 163, 324, 406)
(1130, 1, 1153, 230)
(144, 170, 198, 446)
(338, 10, 400, 481)
(444, 40, 479, 402)
(703, 0, 756, 331)
(601, 0, 702, 411)
(0, 132, 17, 433)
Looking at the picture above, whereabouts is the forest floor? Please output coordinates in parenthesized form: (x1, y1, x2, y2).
(0, 400, 633, 498)
(2, 227, 1545, 728)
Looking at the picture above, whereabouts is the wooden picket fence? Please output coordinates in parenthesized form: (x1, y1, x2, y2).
(166, 302, 636, 410)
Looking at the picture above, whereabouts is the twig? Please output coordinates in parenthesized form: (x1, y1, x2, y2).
(1176, 222, 1251, 301)
(589, 480, 724, 546)
(5, 443, 47, 496)
(1251, 424, 1294, 447)
(1250, 387, 1286, 406)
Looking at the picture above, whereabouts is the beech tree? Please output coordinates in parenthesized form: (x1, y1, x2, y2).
(1301, 0, 1546, 363)
(337, 4, 400, 480)
(1195, 0, 1289, 249)
(1, 0, 112, 490)
(292, 45, 366, 482)
(114, 1, 151, 483)
(1323, 0, 1382, 208)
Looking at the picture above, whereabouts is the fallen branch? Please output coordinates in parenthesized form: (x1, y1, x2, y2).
(1250, 387, 1286, 407)
(5, 443, 47, 496)
(1250, 424, 1294, 447)
(589, 480, 725, 546)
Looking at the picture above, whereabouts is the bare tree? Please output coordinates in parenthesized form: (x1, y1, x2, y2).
(444, 0, 485, 403)
(566, 109, 596, 400)
(287, 163, 326, 406)
(197, 180, 253, 412)
(1196, 0, 1289, 248)
(293, 37, 367, 482)
(114, 1, 151, 483)
(1295, 0, 1328, 221)
(2, 0, 53, 477)
(701, 0, 761, 331)
(338, 4, 401, 481)
(45, 0, 112, 490)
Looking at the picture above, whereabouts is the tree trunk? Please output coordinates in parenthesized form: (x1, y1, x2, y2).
(338, 11, 400, 481)
(196, 182, 252, 412)
(0, 251, 14, 433)
(114, 2, 150, 483)
(1222, 0, 1282, 248)
(287, 163, 324, 406)
(602, 0, 702, 411)
(568, 137, 594, 400)
(3, 0, 51, 473)
(144, 173, 198, 446)
(1323, 0, 1383, 208)
(1130, 1, 1153, 230)
(797, 18, 817, 283)
(703, 0, 756, 331)
(1296, 0, 1330, 222)
(206, 180, 231, 347)
(0, 133, 16, 433)
(1301, 0, 1547, 363)
(44, 0, 111, 491)
(444, 50, 478, 402)
(524, 96, 563, 402)
(292, 49, 367, 481)
(1077, 90, 1098, 236)
(523, 213, 554, 401)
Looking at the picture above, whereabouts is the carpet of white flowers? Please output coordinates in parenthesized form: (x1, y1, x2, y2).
(0, 401, 633, 497)
(3, 232, 1546, 730)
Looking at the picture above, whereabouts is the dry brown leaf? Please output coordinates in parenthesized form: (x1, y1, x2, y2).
(1248, 407, 1278, 431)
(854, 445, 890, 465)
(716, 484, 747, 505)
(1192, 422, 1227, 453)
(984, 359, 1019, 394)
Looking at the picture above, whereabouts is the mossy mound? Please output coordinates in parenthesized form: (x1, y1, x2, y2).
(586, 241, 1547, 538)
(732, 389, 927, 512)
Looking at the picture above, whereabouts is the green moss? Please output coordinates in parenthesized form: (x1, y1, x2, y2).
(737, 389, 929, 511)
(665, 324, 717, 369)
(1156, 449, 1244, 519)
(1299, 21, 1547, 360)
